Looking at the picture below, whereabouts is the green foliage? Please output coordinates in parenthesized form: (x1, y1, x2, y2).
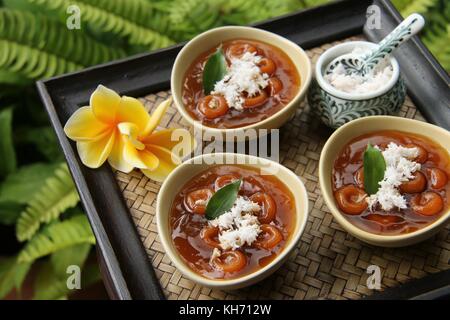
(421, 2, 450, 71)
(392, 0, 450, 70)
(34, 253, 100, 300)
(6, 0, 176, 50)
(18, 214, 96, 263)
(423, 24, 450, 70)
(16, 164, 79, 241)
(0, 8, 125, 84)
(0, 162, 60, 204)
(221, 0, 303, 25)
(165, 0, 305, 37)
(0, 201, 23, 225)
(0, 257, 31, 298)
(0, 39, 78, 85)
(302, 0, 330, 6)
(33, 261, 71, 300)
(50, 243, 91, 278)
(395, 0, 438, 16)
(16, 126, 64, 162)
(0, 107, 16, 177)
(32, 242, 91, 299)
(168, 0, 223, 39)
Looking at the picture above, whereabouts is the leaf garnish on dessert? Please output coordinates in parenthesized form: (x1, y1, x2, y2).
(363, 143, 386, 195)
(202, 46, 227, 95)
(205, 179, 241, 220)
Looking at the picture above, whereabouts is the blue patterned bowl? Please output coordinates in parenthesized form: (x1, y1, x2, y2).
(308, 41, 406, 129)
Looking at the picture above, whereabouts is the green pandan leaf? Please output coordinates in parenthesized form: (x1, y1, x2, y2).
(363, 143, 386, 195)
(205, 179, 241, 220)
(202, 46, 227, 94)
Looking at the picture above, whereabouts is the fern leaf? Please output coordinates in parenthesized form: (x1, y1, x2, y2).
(221, 0, 305, 25)
(166, 0, 309, 39)
(302, 0, 330, 7)
(0, 107, 16, 177)
(87, 0, 184, 41)
(423, 24, 450, 70)
(0, 39, 80, 84)
(16, 164, 79, 241)
(0, 162, 61, 204)
(0, 8, 126, 84)
(14, 0, 176, 50)
(0, 257, 32, 299)
(0, 201, 23, 226)
(168, 0, 223, 39)
(33, 260, 71, 300)
(419, 2, 450, 71)
(391, 0, 414, 12)
(50, 243, 91, 279)
(16, 126, 64, 162)
(400, 0, 438, 17)
(34, 255, 100, 300)
(34, 275, 69, 300)
(18, 214, 95, 263)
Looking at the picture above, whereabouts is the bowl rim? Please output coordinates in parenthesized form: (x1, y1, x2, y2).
(156, 152, 309, 288)
(318, 115, 450, 244)
(315, 41, 400, 101)
(170, 25, 312, 134)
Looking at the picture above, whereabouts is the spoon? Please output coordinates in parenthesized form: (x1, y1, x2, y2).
(325, 13, 425, 77)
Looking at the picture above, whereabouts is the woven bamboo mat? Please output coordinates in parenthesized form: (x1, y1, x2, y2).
(114, 36, 450, 300)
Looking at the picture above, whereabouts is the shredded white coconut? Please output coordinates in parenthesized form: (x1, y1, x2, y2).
(209, 196, 261, 250)
(368, 143, 421, 211)
(212, 52, 269, 111)
(325, 47, 393, 94)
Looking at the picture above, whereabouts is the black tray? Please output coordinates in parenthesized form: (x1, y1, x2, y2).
(37, 0, 450, 300)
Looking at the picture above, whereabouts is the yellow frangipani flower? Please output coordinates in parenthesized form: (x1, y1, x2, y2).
(64, 85, 151, 170)
(118, 99, 195, 182)
(64, 85, 193, 181)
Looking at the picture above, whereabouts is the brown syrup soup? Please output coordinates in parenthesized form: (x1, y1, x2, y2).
(182, 39, 300, 129)
(170, 165, 296, 279)
(332, 130, 450, 235)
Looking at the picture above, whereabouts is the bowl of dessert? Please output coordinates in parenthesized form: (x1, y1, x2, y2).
(308, 41, 406, 129)
(171, 26, 312, 140)
(156, 153, 309, 289)
(319, 116, 450, 247)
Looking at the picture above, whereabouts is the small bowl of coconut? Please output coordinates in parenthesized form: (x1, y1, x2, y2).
(307, 41, 406, 129)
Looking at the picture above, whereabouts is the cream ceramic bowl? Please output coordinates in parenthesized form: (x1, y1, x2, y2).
(156, 153, 309, 290)
(171, 26, 312, 140)
(319, 116, 450, 247)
